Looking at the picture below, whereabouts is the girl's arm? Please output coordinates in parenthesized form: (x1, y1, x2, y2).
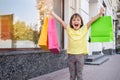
(87, 7, 104, 29)
(51, 11, 67, 29)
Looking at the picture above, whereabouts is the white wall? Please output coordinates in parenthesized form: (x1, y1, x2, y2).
(64, 0, 70, 49)
(80, 0, 89, 24)
(89, 42, 103, 55)
(89, 2, 104, 55)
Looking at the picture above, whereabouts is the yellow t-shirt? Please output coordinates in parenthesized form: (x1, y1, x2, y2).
(66, 25, 88, 55)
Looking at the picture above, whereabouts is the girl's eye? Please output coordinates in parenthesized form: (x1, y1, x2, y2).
(72, 19, 75, 21)
(77, 18, 80, 21)
(77, 19, 80, 21)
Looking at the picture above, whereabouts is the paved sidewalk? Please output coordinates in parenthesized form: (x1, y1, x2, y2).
(29, 54, 120, 80)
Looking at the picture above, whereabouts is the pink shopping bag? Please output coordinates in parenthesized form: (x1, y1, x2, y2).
(48, 16, 60, 53)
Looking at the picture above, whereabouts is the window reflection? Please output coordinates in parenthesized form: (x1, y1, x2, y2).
(0, 0, 39, 48)
(0, 0, 63, 49)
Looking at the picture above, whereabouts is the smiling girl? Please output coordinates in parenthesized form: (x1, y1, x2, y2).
(51, 7, 104, 80)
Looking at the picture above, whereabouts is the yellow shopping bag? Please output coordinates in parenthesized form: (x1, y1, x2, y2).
(38, 16, 49, 51)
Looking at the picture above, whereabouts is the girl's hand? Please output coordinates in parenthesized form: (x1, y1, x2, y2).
(50, 11, 54, 16)
(99, 7, 105, 15)
(49, 11, 67, 29)
(87, 7, 105, 29)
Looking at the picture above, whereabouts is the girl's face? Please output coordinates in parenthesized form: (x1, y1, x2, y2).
(71, 16, 81, 30)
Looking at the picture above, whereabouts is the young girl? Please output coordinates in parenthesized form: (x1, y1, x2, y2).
(51, 7, 104, 80)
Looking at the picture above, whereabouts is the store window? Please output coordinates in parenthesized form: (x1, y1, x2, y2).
(0, 0, 64, 49)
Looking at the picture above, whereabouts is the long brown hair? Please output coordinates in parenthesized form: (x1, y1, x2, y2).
(69, 13, 84, 28)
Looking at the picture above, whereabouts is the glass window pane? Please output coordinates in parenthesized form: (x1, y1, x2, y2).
(0, 0, 63, 49)
(0, 0, 39, 48)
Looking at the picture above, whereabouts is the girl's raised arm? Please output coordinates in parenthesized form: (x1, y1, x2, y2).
(51, 11, 67, 29)
(87, 7, 104, 29)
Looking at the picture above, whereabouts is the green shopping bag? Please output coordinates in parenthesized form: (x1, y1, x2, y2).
(90, 16, 114, 42)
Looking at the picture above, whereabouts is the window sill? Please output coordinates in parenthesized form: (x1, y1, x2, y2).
(0, 48, 49, 56)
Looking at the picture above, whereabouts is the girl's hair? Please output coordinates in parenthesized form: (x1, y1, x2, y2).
(69, 13, 84, 28)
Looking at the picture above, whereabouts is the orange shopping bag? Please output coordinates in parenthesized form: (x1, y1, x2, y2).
(38, 16, 49, 51)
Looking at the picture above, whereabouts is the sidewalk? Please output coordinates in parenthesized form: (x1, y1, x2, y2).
(29, 54, 120, 80)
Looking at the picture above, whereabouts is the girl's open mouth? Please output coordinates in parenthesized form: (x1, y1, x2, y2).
(74, 24, 79, 27)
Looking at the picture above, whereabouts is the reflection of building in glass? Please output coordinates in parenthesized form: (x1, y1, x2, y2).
(0, 14, 13, 48)
(0, 14, 13, 40)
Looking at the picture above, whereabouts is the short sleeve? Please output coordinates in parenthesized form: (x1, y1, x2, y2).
(81, 25, 88, 33)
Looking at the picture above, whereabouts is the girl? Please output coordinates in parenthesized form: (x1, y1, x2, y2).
(51, 7, 104, 80)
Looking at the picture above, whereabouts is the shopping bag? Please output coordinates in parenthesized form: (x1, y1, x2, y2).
(38, 16, 49, 51)
(90, 16, 114, 42)
(48, 17, 60, 53)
